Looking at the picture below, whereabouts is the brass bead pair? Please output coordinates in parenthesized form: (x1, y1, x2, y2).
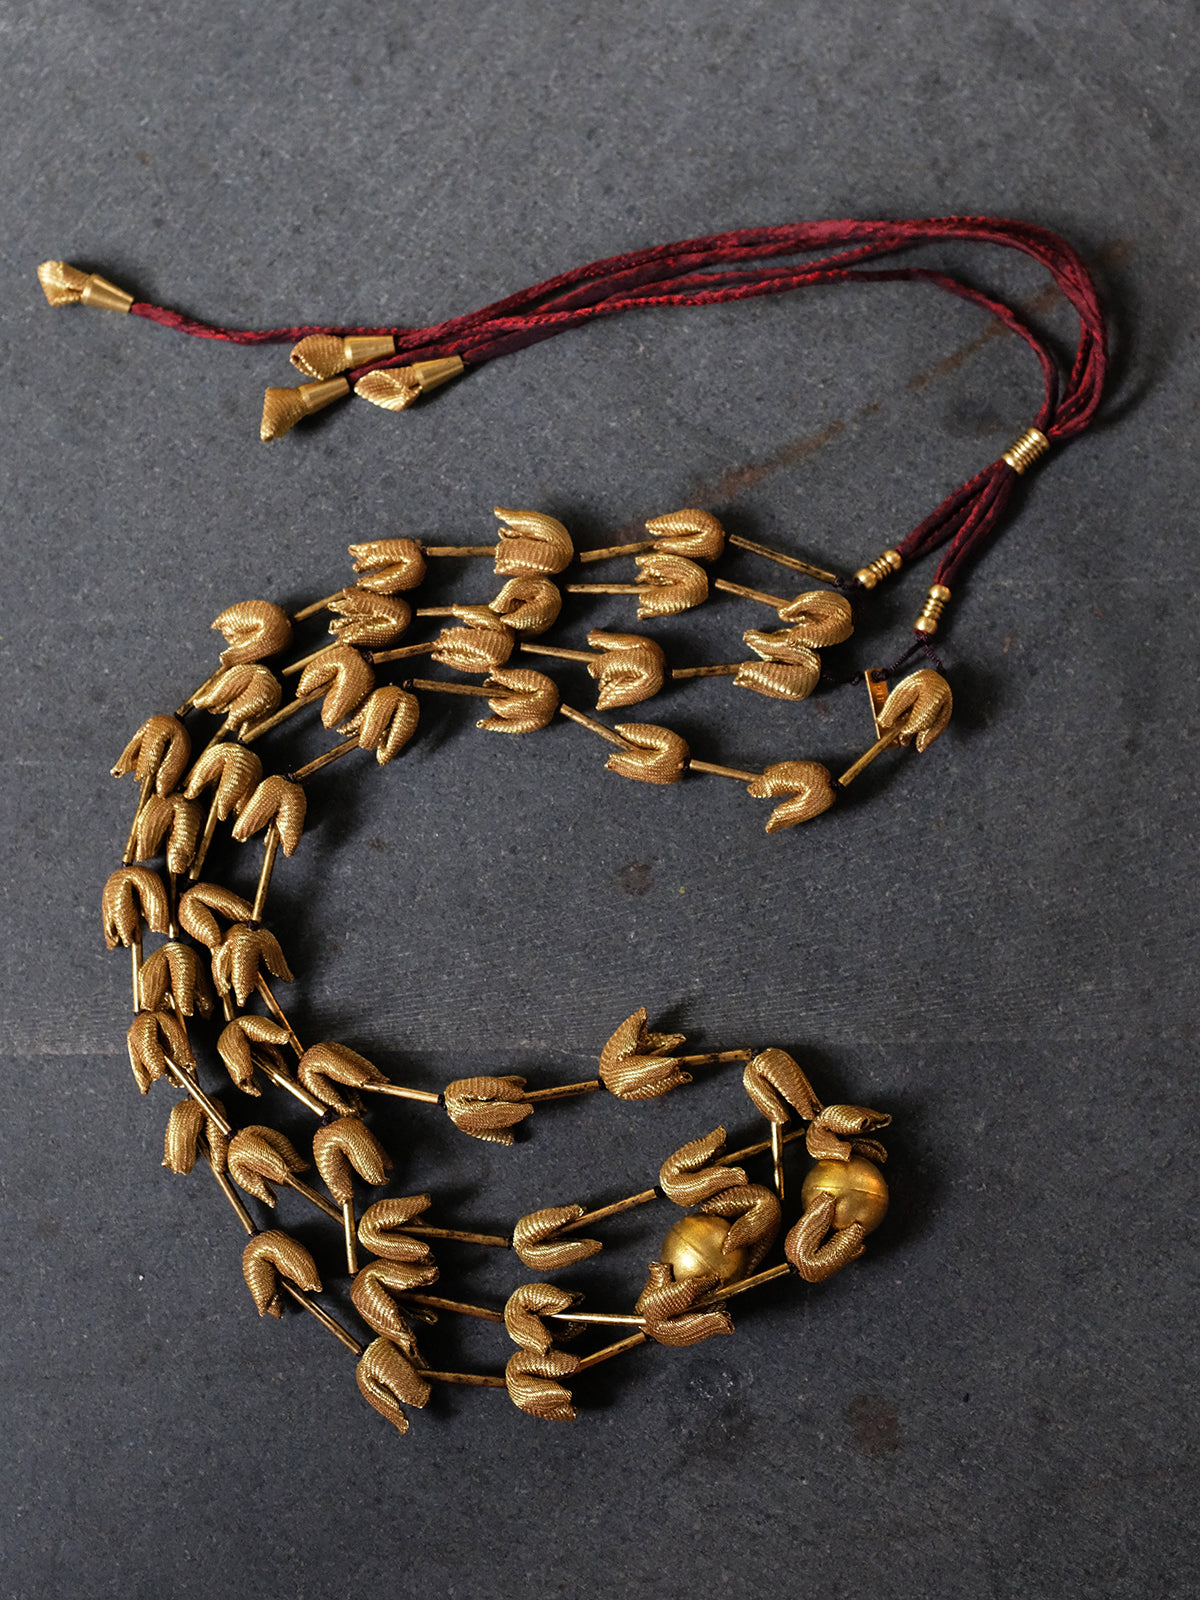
(659, 1155, 889, 1285)
(854, 548, 950, 636)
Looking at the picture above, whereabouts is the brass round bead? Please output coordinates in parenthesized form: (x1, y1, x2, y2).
(800, 1156, 889, 1234)
(660, 1213, 747, 1285)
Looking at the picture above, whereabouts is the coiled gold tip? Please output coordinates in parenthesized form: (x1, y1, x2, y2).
(290, 334, 397, 379)
(913, 584, 951, 636)
(37, 260, 133, 312)
(354, 356, 465, 411)
(1001, 427, 1050, 475)
(854, 548, 902, 589)
(260, 377, 350, 441)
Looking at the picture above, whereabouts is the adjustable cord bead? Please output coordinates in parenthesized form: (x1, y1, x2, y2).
(1001, 427, 1050, 475)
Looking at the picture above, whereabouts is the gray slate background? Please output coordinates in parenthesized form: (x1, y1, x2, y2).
(1, 3, 1196, 1596)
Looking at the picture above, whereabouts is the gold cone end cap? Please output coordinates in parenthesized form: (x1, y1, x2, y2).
(291, 334, 397, 379)
(38, 260, 133, 312)
(354, 356, 464, 411)
(260, 377, 349, 441)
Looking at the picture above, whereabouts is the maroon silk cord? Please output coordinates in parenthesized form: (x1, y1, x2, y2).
(126, 215, 1107, 605)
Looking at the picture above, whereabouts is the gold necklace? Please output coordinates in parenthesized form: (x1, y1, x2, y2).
(104, 504, 905, 1435)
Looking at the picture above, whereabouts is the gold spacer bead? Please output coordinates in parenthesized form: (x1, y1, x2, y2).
(913, 583, 951, 636)
(800, 1156, 889, 1234)
(1001, 427, 1050, 475)
(854, 548, 902, 590)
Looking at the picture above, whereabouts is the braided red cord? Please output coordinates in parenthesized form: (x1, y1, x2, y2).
(126, 215, 1107, 606)
(130, 306, 412, 344)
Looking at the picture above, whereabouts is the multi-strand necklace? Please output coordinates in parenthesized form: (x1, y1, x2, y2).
(52, 213, 1106, 1434)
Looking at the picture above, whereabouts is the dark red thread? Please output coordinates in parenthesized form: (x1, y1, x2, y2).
(121, 214, 1106, 608)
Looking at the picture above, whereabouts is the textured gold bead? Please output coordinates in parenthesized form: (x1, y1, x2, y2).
(800, 1156, 889, 1234)
(913, 583, 951, 635)
(854, 548, 902, 589)
(1001, 427, 1050, 475)
(659, 1213, 747, 1284)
